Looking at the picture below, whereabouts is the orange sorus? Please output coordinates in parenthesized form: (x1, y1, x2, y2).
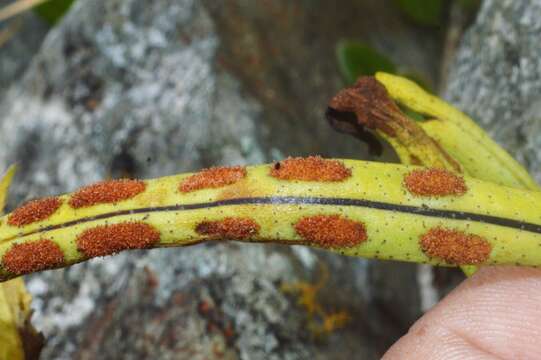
(179, 166, 247, 193)
(270, 156, 351, 182)
(420, 227, 491, 265)
(8, 196, 63, 227)
(76, 222, 160, 257)
(404, 168, 467, 197)
(295, 214, 366, 248)
(196, 217, 260, 240)
(69, 179, 146, 208)
(2, 239, 64, 275)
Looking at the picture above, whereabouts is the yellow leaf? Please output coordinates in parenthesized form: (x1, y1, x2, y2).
(0, 164, 16, 213)
(0, 278, 31, 360)
(0, 165, 43, 360)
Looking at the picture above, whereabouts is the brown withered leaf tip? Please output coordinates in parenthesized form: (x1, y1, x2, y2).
(76, 222, 160, 258)
(325, 107, 383, 156)
(8, 197, 63, 227)
(327, 76, 462, 172)
(270, 156, 351, 182)
(294, 215, 367, 248)
(404, 168, 467, 197)
(327, 76, 400, 137)
(196, 217, 260, 240)
(179, 166, 247, 193)
(420, 227, 491, 265)
(69, 179, 146, 208)
(2, 239, 64, 275)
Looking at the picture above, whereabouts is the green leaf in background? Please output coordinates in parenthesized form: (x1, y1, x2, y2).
(457, 0, 481, 12)
(394, 0, 443, 27)
(336, 41, 396, 84)
(34, 0, 74, 25)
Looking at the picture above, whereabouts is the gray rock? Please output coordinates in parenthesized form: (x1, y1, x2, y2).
(435, 0, 541, 302)
(0, 0, 450, 358)
(445, 0, 541, 183)
(0, 0, 48, 96)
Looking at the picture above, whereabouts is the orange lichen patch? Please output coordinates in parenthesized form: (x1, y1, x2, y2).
(420, 227, 491, 265)
(2, 239, 64, 275)
(294, 215, 366, 248)
(76, 222, 160, 258)
(404, 168, 467, 197)
(315, 311, 351, 337)
(69, 179, 146, 208)
(8, 196, 63, 227)
(196, 217, 260, 240)
(270, 156, 351, 182)
(179, 166, 247, 193)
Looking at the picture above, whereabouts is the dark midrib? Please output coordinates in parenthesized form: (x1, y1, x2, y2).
(18, 196, 541, 237)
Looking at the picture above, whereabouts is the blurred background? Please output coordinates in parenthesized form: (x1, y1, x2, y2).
(1, 0, 540, 359)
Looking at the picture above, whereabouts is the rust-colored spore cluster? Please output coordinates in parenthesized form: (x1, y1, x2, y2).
(404, 168, 467, 197)
(76, 222, 161, 258)
(420, 227, 491, 265)
(196, 217, 260, 240)
(270, 156, 351, 182)
(2, 239, 64, 275)
(294, 215, 367, 248)
(179, 166, 247, 193)
(8, 196, 63, 227)
(69, 179, 146, 208)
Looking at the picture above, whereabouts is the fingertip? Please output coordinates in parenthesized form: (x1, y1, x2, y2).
(383, 266, 541, 359)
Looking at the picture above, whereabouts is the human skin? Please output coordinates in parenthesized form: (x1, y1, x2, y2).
(383, 266, 541, 359)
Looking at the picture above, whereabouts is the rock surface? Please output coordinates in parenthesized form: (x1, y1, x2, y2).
(0, 0, 48, 97)
(2, 0, 525, 359)
(445, 0, 541, 183)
